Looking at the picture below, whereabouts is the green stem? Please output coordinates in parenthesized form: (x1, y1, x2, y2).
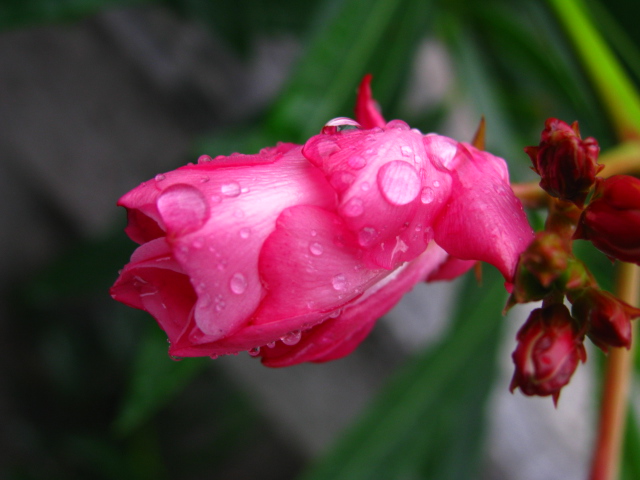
(589, 262, 639, 480)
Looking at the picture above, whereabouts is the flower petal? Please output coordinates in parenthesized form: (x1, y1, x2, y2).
(255, 205, 388, 323)
(355, 74, 386, 129)
(433, 143, 533, 281)
(260, 242, 450, 366)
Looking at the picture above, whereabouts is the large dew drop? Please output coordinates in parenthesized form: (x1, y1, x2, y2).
(157, 184, 209, 234)
(281, 330, 302, 345)
(377, 161, 421, 205)
(229, 272, 247, 295)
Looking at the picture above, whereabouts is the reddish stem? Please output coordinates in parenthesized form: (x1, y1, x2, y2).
(588, 262, 639, 480)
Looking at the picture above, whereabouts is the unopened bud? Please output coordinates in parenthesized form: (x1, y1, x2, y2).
(574, 175, 640, 264)
(570, 287, 640, 351)
(510, 303, 586, 403)
(525, 118, 602, 207)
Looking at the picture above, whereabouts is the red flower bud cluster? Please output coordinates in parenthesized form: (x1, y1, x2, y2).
(510, 118, 640, 402)
(525, 118, 602, 207)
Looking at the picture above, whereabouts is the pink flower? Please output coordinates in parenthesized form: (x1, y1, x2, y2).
(111, 76, 533, 366)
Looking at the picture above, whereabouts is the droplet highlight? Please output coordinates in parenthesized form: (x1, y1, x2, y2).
(377, 161, 421, 205)
(229, 273, 247, 295)
(221, 181, 241, 197)
(281, 330, 302, 346)
(421, 187, 435, 204)
(341, 197, 364, 217)
(332, 274, 347, 291)
(309, 242, 324, 256)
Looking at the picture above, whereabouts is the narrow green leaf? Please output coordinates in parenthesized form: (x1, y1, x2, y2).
(299, 268, 506, 480)
(112, 325, 208, 436)
(266, 0, 431, 142)
(547, 0, 640, 140)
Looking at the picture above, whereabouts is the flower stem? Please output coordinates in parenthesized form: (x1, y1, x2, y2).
(589, 262, 640, 480)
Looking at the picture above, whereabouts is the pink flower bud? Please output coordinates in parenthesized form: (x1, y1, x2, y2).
(574, 175, 640, 264)
(570, 287, 640, 351)
(111, 77, 533, 366)
(525, 118, 602, 207)
(510, 304, 586, 403)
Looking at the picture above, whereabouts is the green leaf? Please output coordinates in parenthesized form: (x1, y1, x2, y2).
(548, 0, 640, 140)
(299, 268, 506, 480)
(112, 325, 208, 436)
(265, 0, 434, 143)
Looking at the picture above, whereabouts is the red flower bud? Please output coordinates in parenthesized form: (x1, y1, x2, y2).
(570, 287, 640, 351)
(509, 232, 593, 306)
(574, 175, 640, 264)
(510, 304, 586, 403)
(525, 118, 602, 207)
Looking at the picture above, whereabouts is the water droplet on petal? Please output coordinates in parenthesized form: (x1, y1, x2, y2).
(192, 237, 204, 249)
(358, 227, 378, 247)
(248, 347, 261, 357)
(210, 194, 222, 204)
(157, 184, 209, 234)
(155, 174, 166, 181)
(341, 197, 364, 217)
(214, 294, 226, 311)
(401, 146, 413, 157)
(432, 180, 441, 188)
(330, 170, 355, 192)
(281, 330, 302, 345)
(229, 273, 247, 294)
(421, 187, 435, 204)
(209, 354, 219, 360)
(200, 176, 210, 183)
(386, 119, 410, 130)
(332, 274, 347, 291)
(309, 242, 324, 256)
(239, 227, 251, 239)
(267, 341, 276, 348)
(377, 161, 420, 205)
(310, 230, 317, 237)
(221, 181, 241, 197)
(348, 155, 366, 169)
(361, 182, 370, 191)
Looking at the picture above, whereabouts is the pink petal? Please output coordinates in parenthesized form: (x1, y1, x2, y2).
(355, 74, 386, 129)
(302, 124, 452, 269)
(255, 205, 388, 323)
(433, 143, 533, 281)
(427, 255, 476, 282)
(110, 237, 195, 341)
(260, 241, 451, 367)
